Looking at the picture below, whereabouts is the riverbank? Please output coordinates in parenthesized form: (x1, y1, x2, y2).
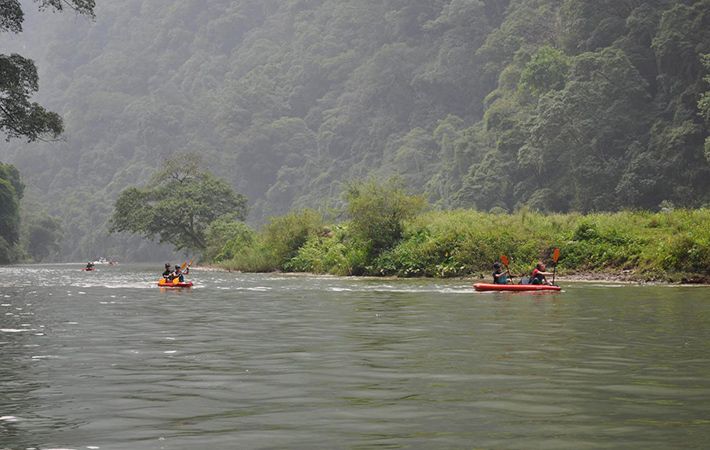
(202, 264, 710, 286)
(210, 209, 710, 284)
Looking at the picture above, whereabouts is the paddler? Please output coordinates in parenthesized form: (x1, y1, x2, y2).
(492, 262, 510, 284)
(530, 261, 554, 285)
(172, 265, 187, 282)
(162, 263, 172, 280)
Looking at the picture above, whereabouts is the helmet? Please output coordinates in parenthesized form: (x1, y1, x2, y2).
(165, 263, 170, 268)
(493, 262, 501, 269)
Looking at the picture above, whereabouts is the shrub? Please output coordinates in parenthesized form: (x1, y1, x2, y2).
(261, 209, 324, 267)
(345, 178, 426, 261)
(205, 215, 255, 262)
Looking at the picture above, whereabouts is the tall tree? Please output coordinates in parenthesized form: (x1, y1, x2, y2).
(0, 162, 23, 262)
(109, 154, 248, 254)
(345, 178, 426, 260)
(0, 0, 94, 141)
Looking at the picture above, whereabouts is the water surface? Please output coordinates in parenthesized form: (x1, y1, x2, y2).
(1, 264, 709, 449)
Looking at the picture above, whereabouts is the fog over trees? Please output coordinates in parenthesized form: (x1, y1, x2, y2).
(1, 0, 709, 261)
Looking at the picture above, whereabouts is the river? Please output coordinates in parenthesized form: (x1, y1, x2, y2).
(1, 264, 709, 449)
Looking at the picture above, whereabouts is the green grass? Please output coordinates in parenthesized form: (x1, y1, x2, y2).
(214, 209, 710, 282)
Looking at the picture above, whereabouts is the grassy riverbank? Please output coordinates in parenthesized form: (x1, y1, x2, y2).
(213, 208, 710, 283)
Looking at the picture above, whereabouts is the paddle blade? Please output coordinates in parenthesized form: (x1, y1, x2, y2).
(552, 248, 560, 263)
(180, 261, 188, 270)
(501, 255, 509, 266)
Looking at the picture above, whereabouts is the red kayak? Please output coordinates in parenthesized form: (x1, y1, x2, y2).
(82, 268, 95, 271)
(158, 279, 193, 288)
(474, 283, 561, 292)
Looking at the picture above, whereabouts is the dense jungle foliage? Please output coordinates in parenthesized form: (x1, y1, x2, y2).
(1, 0, 709, 261)
(0, 162, 62, 262)
(214, 182, 710, 282)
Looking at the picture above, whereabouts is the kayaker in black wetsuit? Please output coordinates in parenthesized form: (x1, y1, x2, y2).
(530, 261, 554, 285)
(162, 263, 172, 280)
(492, 262, 510, 284)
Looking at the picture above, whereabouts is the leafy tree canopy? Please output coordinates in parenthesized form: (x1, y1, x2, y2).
(109, 153, 248, 254)
(0, 162, 23, 245)
(0, 0, 94, 142)
(345, 178, 427, 260)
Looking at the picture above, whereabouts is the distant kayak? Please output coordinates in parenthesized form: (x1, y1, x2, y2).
(82, 268, 95, 271)
(158, 279, 193, 288)
(474, 283, 561, 292)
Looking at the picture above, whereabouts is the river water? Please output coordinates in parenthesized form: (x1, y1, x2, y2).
(1, 264, 709, 449)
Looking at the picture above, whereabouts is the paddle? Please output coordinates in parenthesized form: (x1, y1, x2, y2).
(551, 248, 560, 285)
(500, 254, 513, 281)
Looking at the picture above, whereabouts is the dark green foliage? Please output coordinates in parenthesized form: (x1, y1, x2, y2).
(0, 162, 23, 262)
(0, 178, 20, 245)
(0, 0, 23, 33)
(0, 53, 63, 141)
(0, 0, 94, 142)
(519, 46, 570, 95)
(260, 209, 324, 267)
(1, 0, 710, 260)
(25, 214, 62, 262)
(204, 215, 255, 262)
(700, 54, 710, 163)
(228, 207, 710, 280)
(109, 154, 248, 254)
(345, 179, 427, 261)
(0, 163, 23, 245)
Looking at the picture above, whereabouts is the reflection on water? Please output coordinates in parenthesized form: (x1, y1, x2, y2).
(1, 264, 709, 449)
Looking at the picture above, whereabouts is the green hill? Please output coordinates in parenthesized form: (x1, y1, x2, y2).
(1, 0, 709, 261)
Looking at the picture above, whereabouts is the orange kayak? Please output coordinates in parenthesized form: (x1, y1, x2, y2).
(158, 278, 193, 288)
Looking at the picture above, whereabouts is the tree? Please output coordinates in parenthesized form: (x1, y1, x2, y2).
(109, 154, 248, 254)
(25, 214, 62, 262)
(1, 0, 94, 141)
(260, 208, 324, 266)
(0, 162, 23, 245)
(204, 215, 255, 262)
(519, 46, 570, 96)
(700, 54, 710, 163)
(345, 178, 426, 260)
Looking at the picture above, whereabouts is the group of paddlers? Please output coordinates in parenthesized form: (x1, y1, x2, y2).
(162, 263, 189, 282)
(492, 249, 560, 286)
(492, 261, 555, 285)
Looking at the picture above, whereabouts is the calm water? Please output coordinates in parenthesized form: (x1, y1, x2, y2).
(1, 264, 709, 449)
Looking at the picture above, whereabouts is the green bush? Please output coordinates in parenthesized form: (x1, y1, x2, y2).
(221, 243, 276, 273)
(261, 209, 324, 267)
(345, 178, 426, 261)
(205, 215, 255, 262)
(219, 206, 710, 281)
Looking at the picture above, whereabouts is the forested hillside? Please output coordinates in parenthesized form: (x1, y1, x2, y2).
(2, 0, 709, 261)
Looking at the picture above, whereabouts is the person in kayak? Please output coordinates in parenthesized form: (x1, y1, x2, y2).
(492, 262, 510, 284)
(85, 262, 94, 270)
(172, 265, 189, 282)
(530, 261, 554, 285)
(162, 263, 172, 280)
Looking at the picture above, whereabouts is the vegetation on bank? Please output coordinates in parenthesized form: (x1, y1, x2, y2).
(109, 154, 248, 255)
(0, 162, 63, 263)
(208, 182, 710, 283)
